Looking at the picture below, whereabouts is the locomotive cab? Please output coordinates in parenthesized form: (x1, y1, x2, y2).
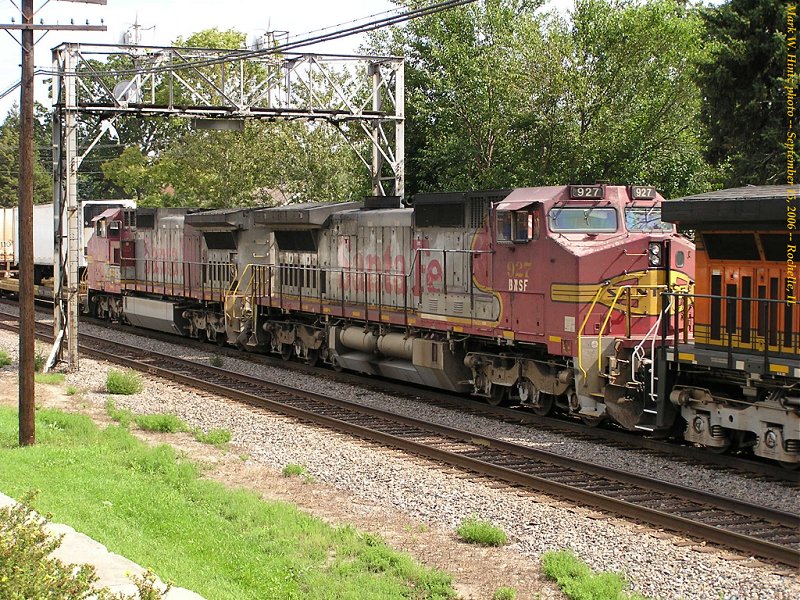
(472, 184, 694, 431)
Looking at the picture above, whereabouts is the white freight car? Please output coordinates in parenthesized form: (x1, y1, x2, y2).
(0, 200, 135, 281)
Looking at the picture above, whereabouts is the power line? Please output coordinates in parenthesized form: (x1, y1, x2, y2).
(35, 0, 476, 79)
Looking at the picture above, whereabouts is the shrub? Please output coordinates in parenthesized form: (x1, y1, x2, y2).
(193, 427, 232, 445)
(209, 354, 224, 368)
(105, 398, 133, 428)
(66, 385, 78, 396)
(34, 373, 65, 385)
(33, 352, 45, 373)
(0, 350, 11, 367)
(0, 492, 104, 598)
(541, 550, 646, 600)
(134, 414, 188, 433)
(455, 516, 507, 546)
(106, 369, 143, 395)
(493, 587, 517, 600)
(130, 569, 171, 600)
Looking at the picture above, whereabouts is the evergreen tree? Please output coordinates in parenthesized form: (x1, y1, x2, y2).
(697, 0, 786, 186)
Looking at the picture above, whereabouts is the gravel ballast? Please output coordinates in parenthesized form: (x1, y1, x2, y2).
(1, 315, 798, 599)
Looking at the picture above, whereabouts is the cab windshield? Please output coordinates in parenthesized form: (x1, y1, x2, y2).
(548, 207, 618, 233)
(625, 207, 673, 232)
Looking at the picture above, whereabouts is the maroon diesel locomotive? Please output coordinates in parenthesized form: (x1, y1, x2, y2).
(84, 184, 694, 435)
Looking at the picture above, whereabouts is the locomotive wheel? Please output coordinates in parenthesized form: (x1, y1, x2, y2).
(280, 343, 293, 361)
(487, 384, 509, 407)
(531, 393, 555, 417)
(780, 461, 800, 471)
(306, 349, 320, 367)
(580, 415, 606, 428)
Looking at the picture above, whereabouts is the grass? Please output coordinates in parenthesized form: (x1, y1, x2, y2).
(134, 413, 189, 434)
(209, 354, 224, 368)
(66, 385, 79, 396)
(34, 372, 66, 385)
(541, 550, 647, 600)
(106, 369, 143, 395)
(455, 516, 507, 546)
(193, 427, 232, 446)
(0, 407, 456, 600)
(282, 463, 310, 477)
(105, 398, 133, 428)
(492, 587, 517, 600)
(0, 350, 11, 367)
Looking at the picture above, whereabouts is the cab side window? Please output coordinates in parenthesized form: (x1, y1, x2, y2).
(497, 210, 539, 243)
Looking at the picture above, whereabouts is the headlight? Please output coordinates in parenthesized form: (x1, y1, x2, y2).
(648, 242, 662, 266)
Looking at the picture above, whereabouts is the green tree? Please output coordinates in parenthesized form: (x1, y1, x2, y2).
(697, 0, 786, 186)
(0, 103, 54, 206)
(370, 0, 543, 194)
(539, 0, 715, 197)
(370, 0, 715, 197)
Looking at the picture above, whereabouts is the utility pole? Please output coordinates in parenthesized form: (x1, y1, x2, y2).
(1, 0, 105, 446)
(18, 0, 34, 446)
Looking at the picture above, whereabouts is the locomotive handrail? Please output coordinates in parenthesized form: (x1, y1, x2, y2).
(577, 282, 670, 382)
(576, 285, 608, 380)
(597, 284, 669, 372)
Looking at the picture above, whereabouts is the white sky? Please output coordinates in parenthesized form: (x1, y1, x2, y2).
(0, 0, 404, 117)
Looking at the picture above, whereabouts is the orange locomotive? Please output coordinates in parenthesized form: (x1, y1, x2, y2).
(661, 185, 799, 465)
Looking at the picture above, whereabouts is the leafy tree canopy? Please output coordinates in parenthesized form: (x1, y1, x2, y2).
(98, 27, 367, 207)
(370, 0, 718, 198)
(0, 103, 53, 207)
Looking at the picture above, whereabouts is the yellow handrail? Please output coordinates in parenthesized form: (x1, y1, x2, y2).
(595, 284, 668, 372)
(576, 285, 608, 380)
(577, 282, 670, 381)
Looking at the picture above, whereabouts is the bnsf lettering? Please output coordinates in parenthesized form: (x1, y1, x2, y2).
(508, 278, 529, 292)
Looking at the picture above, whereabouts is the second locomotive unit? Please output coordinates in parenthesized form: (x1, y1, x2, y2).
(84, 184, 693, 437)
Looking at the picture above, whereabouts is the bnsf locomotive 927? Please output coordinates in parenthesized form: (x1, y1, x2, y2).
(85, 184, 700, 440)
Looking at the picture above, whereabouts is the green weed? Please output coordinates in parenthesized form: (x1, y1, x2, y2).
(33, 351, 45, 373)
(541, 550, 647, 600)
(35, 372, 65, 385)
(66, 385, 79, 396)
(209, 354, 224, 368)
(193, 427, 232, 445)
(493, 587, 518, 600)
(456, 516, 508, 546)
(0, 350, 11, 367)
(134, 413, 188, 433)
(282, 463, 309, 477)
(106, 369, 143, 395)
(0, 491, 106, 598)
(105, 398, 133, 428)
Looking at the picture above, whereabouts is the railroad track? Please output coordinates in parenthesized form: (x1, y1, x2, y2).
(81, 313, 800, 484)
(2, 316, 798, 568)
(5, 300, 795, 483)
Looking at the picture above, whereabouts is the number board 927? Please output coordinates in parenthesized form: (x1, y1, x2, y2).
(568, 184, 604, 199)
(629, 185, 657, 200)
